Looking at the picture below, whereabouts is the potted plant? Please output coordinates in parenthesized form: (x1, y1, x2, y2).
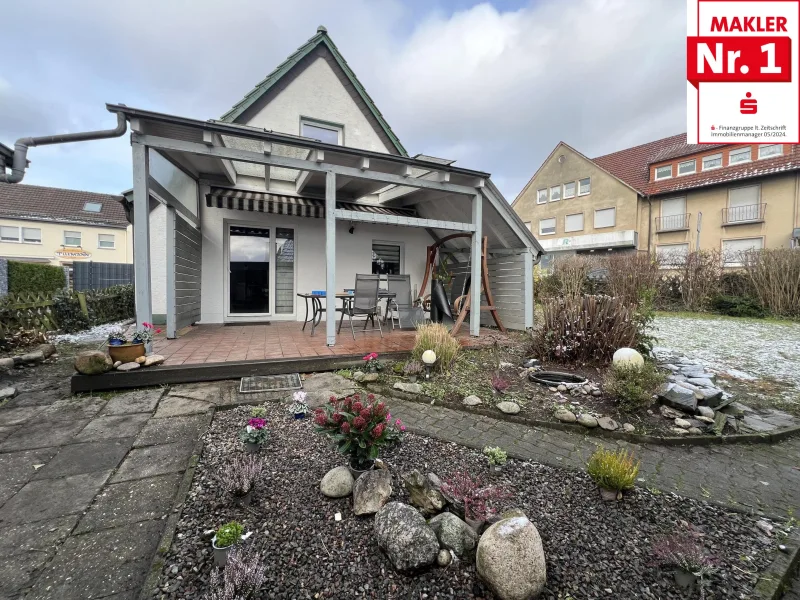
(250, 406, 267, 418)
(652, 534, 717, 590)
(218, 455, 263, 507)
(107, 329, 127, 346)
(106, 322, 161, 363)
(586, 447, 639, 501)
(211, 521, 244, 567)
(313, 393, 405, 478)
(483, 446, 508, 476)
(440, 471, 510, 532)
(362, 352, 383, 373)
(288, 391, 310, 419)
(491, 374, 510, 395)
(403, 360, 423, 383)
(238, 417, 268, 453)
(131, 322, 160, 345)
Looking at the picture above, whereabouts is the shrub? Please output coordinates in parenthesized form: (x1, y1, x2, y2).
(602, 252, 662, 306)
(52, 291, 90, 333)
(710, 294, 767, 318)
(586, 447, 639, 492)
(7, 261, 65, 295)
(552, 255, 595, 298)
(741, 248, 800, 318)
(533, 295, 641, 365)
(604, 361, 666, 412)
(412, 323, 460, 372)
(675, 250, 723, 311)
(215, 521, 244, 547)
(440, 472, 510, 522)
(482, 446, 508, 466)
(217, 455, 263, 498)
(208, 546, 265, 600)
(86, 284, 134, 325)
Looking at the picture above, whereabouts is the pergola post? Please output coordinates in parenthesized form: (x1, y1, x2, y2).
(524, 250, 534, 329)
(132, 141, 153, 350)
(325, 171, 337, 346)
(470, 193, 482, 336)
(165, 205, 177, 339)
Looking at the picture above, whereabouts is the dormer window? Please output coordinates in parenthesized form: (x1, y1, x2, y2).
(300, 118, 343, 145)
(678, 159, 696, 176)
(702, 153, 723, 170)
(655, 165, 672, 180)
(83, 202, 102, 213)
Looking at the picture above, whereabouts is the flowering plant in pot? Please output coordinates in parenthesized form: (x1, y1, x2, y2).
(313, 393, 404, 477)
(217, 455, 263, 507)
(403, 360, 423, 383)
(238, 418, 268, 453)
(651, 534, 717, 590)
(211, 521, 244, 567)
(483, 446, 508, 475)
(132, 322, 161, 344)
(362, 352, 383, 373)
(208, 546, 265, 599)
(106, 329, 128, 346)
(440, 471, 510, 532)
(288, 391, 310, 419)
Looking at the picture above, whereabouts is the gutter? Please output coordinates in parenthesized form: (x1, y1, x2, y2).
(0, 112, 127, 184)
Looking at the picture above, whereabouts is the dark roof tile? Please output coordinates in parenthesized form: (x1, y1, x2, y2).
(0, 183, 128, 227)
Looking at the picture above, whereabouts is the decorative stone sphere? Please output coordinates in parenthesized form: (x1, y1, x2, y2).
(421, 350, 437, 365)
(612, 347, 644, 367)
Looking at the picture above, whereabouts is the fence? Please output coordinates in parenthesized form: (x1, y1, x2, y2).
(73, 261, 134, 291)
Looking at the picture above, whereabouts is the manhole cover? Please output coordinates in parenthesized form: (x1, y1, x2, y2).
(240, 373, 302, 394)
(528, 371, 589, 387)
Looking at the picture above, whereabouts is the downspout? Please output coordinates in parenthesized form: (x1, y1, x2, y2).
(0, 112, 127, 184)
(646, 195, 652, 253)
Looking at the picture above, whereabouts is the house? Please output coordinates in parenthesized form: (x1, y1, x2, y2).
(116, 26, 542, 346)
(0, 182, 132, 267)
(513, 134, 800, 268)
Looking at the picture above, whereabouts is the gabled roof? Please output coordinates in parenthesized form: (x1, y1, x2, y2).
(0, 182, 128, 228)
(220, 26, 407, 156)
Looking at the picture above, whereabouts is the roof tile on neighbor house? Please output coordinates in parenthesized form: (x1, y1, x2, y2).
(0, 183, 128, 228)
(592, 133, 800, 196)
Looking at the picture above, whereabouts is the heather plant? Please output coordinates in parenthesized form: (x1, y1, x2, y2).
(313, 394, 404, 469)
(604, 361, 666, 412)
(214, 521, 244, 548)
(238, 418, 268, 445)
(491, 375, 510, 393)
(483, 446, 508, 466)
(440, 471, 510, 522)
(249, 406, 267, 418)
(412, 323, 460, 372)
(217, 455, 263, 498)
(207, 546, 265, 600)
(403, 360, 423, 377)
(652, 534, 717, 575)
(587, 447, 640, 493)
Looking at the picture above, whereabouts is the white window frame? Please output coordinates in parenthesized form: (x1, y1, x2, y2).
(655, 165, 673, 180)
(729, 147, 751, 164)
(563, 181, 576, 199)
(0, 225, 21, 243)
(97, 233, 116, 249)
(594, 207, 616, 229)
(702, 153, 723, 171)
(63, 230, 82, 247)
(549, 185, 561, 202)
(656, 243, 690, 268)
(758, 144, 783, 159)
(371, 240, 405, 275)
(539, 217, 556, 236)
(536, 188, 548, 204)
(722, 237, 764, 266)
(677, 159, 696, 176)
(22, 227, 41, 244)
(578, 177, 591, 196)
(564, 212, 584, 233)
(299, 117, 343, 145)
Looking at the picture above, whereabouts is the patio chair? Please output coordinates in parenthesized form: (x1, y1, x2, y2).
(338, 274, 383, 340)
(385, 274, 420, 330)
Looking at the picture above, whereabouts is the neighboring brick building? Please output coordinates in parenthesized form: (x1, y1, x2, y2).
(513, 135, 800, 267)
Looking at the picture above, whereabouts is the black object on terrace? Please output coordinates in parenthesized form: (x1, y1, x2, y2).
(528, 371, 589, 387)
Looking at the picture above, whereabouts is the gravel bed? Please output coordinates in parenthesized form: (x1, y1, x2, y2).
(154, 402, 776, 599)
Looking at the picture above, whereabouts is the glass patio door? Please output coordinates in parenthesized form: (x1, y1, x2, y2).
(229, 226, 271, 314)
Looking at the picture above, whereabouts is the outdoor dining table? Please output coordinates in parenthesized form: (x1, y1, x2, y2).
(297, 290, 396, 336)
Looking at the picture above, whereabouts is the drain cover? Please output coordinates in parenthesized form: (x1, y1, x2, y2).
(239, 373, 302, 394)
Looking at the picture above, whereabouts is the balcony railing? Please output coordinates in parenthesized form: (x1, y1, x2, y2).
(722, 203, 766, 225)
(656, 213, 690, 232)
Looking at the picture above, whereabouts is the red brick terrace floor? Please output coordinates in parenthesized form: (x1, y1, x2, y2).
(152, 322, 489, 366)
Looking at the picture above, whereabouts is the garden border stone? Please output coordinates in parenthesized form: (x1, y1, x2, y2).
(751, 528, 800, 600)
(363, 383, 800, 447)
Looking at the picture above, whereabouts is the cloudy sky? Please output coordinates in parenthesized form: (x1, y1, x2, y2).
(1, 0, 686, 200)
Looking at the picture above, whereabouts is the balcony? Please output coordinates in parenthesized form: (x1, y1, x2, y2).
(656, 213, 690, 232)
(722, 203, 766, 225)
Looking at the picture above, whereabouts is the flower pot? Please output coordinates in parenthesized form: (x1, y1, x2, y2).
(348, 459, 375, 480)
(407, 375, 418, 383)
(293, 412, 306, 420)
(599, 487, 621, 502)
(465, 517, 486, 533)
(489, 464, 504, 478)
(108, 339, 125, 346)
(233, 490, 253, 507)
(243, 442, 261, 454)
(211, 537, 233, 567)
(108, 343, 145, 363)
(673, 569, 697, 589)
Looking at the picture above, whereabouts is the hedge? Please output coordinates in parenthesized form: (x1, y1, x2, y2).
(8, 261, 65, 295)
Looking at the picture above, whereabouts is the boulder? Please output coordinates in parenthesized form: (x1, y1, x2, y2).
(320, 466, 354, 498)
(38, 343, 57, 358)
(394, 382, 422, 394)
(657, 383, 698, 414)
(696, 387, 723, 403)
(687, 376, 715, 386)
(403, 470, 446, 515)
(0, 387, 17, 401)
(117, 362, 141, 372)
(597, 417, 619, 431)
(577, 414, 598, 428)
(674, 418, 692, 429)
(462, 395, 482, 406)
(143, 354, 165, 367)
(374, 502, 439, 572)
(622, 423, 635, 433)
(0, 357, 14, 371)
(696, 415, 715, 424)
(352, 371, 366, 382)
(670, 427, 690, 436)
(362, 373, 379, 383)
(352, 469, 393, 515)
(687, 427, 704, 435)
(476, 517, 547, 600)
(427, 473, 443, 491)
(497, 401, 520, 415)
(659, 404, 685, 419)
(19, 350, 45, 364)
(554, 409, 576, 423)
(428, 512, 479, 556)
(74, 351, 112, 375)
(697, 406, 715, 419)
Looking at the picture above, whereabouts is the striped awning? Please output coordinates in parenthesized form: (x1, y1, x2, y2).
(206, 187, 415, 219)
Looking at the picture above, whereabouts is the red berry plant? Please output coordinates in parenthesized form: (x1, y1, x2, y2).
(314, 394, 404, 469)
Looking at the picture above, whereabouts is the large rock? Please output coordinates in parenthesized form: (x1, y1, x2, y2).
(695, 387, 724, 403)
(597, 416, 619, 431)
(403, 469, 446, 515)
(497, 401, 520, 415)
(38, 343, 57, 358)
(19, 350, 45, 364)
(428, 512, 478, 556)
(394, 382, 422, 394)
(657, 383, 697, 414)
(476, 516, 547, 600)
(117, 362, 141, 372)
(320, 466, 354, 498)
(0, 387, 17, 401)
(74, 351, 112, 375)
(554, 409, 576, 423)
(577, 414, 598, 428)
(697, 406, 715, 418)
(352, 469, 393, 515)
(463, 395, 482, 406)
(374, 502, 439, 572)
(0, 357, 14, 371)
(143, 354, 165, 367)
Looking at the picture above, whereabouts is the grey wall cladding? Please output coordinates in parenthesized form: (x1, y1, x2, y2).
(174, 215, 201, 330)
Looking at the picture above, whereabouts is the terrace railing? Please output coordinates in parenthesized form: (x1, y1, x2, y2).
(723, 203, 766, 225)
(656, 213, 691, 232)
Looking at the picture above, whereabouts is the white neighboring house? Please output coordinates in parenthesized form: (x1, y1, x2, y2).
(118, 26, 542, 345)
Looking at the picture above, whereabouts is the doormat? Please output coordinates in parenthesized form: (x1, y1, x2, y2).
(239, 373, 302, 394)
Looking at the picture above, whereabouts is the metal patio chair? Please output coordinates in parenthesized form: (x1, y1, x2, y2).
(385, 274, 418, 330)
(338, 274, 383, 340)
